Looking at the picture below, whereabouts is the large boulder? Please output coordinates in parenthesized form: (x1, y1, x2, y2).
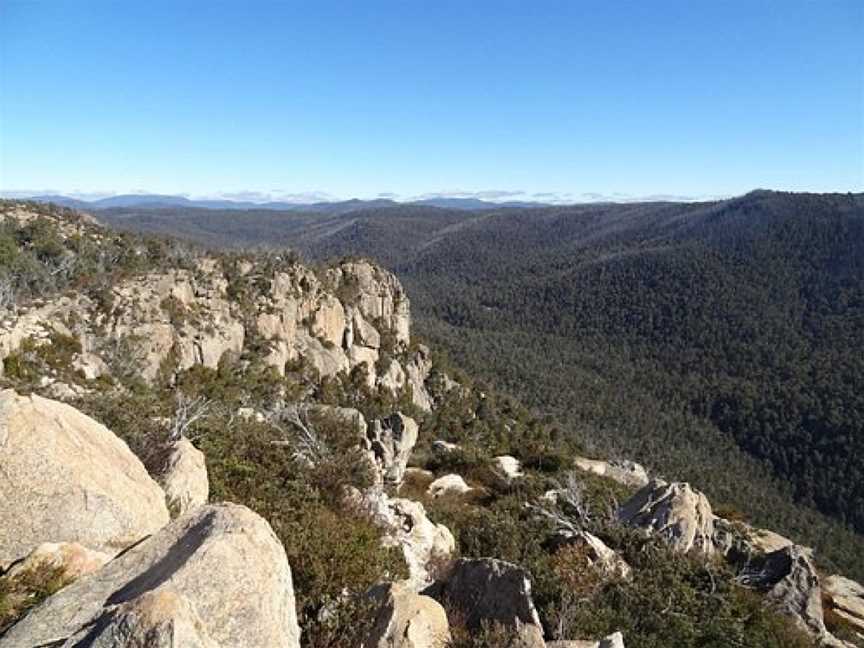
(157, 437, 209, 517)
(741, 544, 826, 637)
(617, 480, 715, 555)
(823, 575, 864, 639)
(427, 474, 473, 498)
(1, 503, 300, 648)
(68, 590, 219, 648)
(0, 390, 169, 569)
(365, 413, 419, 486)
(365, 582, 451, 648)
(436, 558, 544, 645)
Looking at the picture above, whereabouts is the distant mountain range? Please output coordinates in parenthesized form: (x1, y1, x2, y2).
(16, 193, 549, 213)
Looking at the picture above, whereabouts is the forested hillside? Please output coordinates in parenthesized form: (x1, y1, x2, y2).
(97, 191, 864, 578)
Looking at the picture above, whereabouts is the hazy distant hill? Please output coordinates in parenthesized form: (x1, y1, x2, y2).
(96, 191, 864, 575)
(21, 193, 545, 213)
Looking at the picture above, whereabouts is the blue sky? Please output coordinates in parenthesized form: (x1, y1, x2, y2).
(1, 1, 862, 203)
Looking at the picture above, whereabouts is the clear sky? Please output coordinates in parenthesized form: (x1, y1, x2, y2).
(1, 0, 862, 203)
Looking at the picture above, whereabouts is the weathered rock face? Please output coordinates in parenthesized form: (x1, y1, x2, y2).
(741, 544, 826, 637)
(349, 308, 381, 350)
(618, 480, 715, 555)
(295, 329, 350, 377)
(365, 582, 451, 648)
(427, 474, 472, 498)
(365, 413, 419, 486)
(0, 295, 85, 379)
(157, 437, 209, 517)
(5, 542, 111, 583)
(573, 456, 649, 489)
(378, 359, 407, 396)
(404, 345, 434, 411)
(823, 575, 864, 639)
(107, 270, 246, 381)
(436, 558, 544, 643)
(358, 490, 455, 592)
(0, 390, 169, 569)
(327, 261, 411, 344)
(311, 295, 347, 347)
(0, 250, 415, 406)
(2, 503, 300, 648)
(68, 590, 219, 648)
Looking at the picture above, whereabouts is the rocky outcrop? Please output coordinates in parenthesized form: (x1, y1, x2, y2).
(0, 390, 169, 569)
(618, 480, 715, 555)
(326, 261, 411, 344)
(294, 329, 350, 377)
(428, 474, 472, 498)
(436, 558, 544, 645)
(157, 437, 209, 517)
(823, 575, 864, 640)
(349, 308, 381, 350)
(379, 359, 408, 395)
(5, 542, 111, 582)
(107, 269, 246, 381)
(2, 503, 300, 648)
(403, 345, 434, 411)
(0, 295, 85, 379)
(548, 632, 624, 648)
(373, 495, 456, 591)
(713, 518, 793, 563)
(0, 247, 416, 407)
(573, 456, 649, 489)
(740, 544, 827, 638)
(365, 413, 419, 486)
(365, 582, 451, 648)
(305, 403, 368, 437)
(69, 590, 219, 648)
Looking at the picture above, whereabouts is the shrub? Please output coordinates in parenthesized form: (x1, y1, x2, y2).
(0, 563, 72, 634)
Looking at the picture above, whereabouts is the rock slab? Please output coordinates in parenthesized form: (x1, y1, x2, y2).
(365, 582, 451, 648)
(157, 437, 209, 517)
(1, 503, 301, 648)
(618, 480, 714, 555)
(437, 558, 543, 641)
(0, 390, 169, 569)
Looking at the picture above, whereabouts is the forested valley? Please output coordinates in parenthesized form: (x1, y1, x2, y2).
(99, 190, 864, 578)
